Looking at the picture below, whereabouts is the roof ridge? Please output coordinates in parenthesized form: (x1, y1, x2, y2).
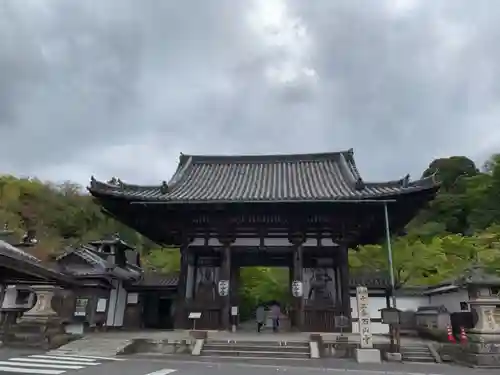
(183, 150, 354, 164)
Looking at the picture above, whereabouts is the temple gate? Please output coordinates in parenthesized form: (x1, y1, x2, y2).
(88, 149, 439, 331)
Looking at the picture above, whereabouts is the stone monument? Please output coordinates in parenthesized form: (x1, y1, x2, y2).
(354, 285, 381, 363)
(458, 266, 500, 368)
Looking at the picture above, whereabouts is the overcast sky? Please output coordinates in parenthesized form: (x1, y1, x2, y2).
(1, 0, 499, 187)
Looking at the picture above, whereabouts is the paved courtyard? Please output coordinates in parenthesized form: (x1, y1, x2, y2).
(0, 351, 495, 375)
(0, 348, 494, 375)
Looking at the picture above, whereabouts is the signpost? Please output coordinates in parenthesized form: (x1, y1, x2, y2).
(335, 314, 350, 342)
(291, 280, 303, 297)
(188, 312, 201, 330)
(380, 307, 401, 352)
(218, 280, 229, 297)
(231, 306, 238, 332)
(356, 286, 373, 349)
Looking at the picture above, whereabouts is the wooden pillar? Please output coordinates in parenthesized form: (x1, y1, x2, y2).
(174, 246, 189, 329)
(290, 237, 304, 330)
(334, 264, 342, 308)
(230, 265, 240, 306)
(219, 240, 232, 330)
(192, 254, 199, 300)
(339, 245, 351, 321)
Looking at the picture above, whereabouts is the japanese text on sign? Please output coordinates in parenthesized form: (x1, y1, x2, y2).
(356, 286, 373, 348)
(218, 280, 230, 297)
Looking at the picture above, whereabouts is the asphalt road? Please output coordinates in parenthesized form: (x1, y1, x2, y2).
(0, 348, 496, 375)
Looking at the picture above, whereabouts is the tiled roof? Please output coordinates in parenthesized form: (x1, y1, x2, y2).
(88, 150, 438, 203)
(0, 240, 40, 263)
(56, 243, 142, 282)
(0, 240, 80, 286)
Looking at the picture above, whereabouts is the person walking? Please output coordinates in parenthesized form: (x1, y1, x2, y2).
(256, 304, 265, 333)
(270, 303, 281, 333)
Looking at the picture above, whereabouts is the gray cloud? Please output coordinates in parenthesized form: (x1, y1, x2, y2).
(1, 0, 499, 186)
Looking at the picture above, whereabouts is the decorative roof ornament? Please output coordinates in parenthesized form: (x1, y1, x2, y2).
(402, 174, 410, 188)
(354, 177, 365, 190)
(160, 181, 169, 195)
(21, 229, 38, 246)
(108, 177, 119, 186)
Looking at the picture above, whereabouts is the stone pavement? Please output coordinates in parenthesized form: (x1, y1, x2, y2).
(69, 355, 499, 375)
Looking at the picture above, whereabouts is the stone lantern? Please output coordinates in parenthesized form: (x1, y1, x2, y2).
(458, 265, 500, 367)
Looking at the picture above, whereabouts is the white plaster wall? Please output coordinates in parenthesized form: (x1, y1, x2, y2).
(350, 295, 389, 334)
(0, 285, 35, 310)
(429, 290, 469, 312)
(394, 296, 428, 311)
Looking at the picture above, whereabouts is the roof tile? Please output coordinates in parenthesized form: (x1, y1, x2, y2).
(89, 150, 438, 203)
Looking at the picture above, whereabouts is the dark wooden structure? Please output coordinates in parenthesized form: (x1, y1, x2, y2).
(54, 236, 178, 331)
(88, 149, 439, 331)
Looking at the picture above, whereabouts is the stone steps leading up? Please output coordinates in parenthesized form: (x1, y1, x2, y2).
(401, 344, 436, 363)
(201, 340, 311, 360)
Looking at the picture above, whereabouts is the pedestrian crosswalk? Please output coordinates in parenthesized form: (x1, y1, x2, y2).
(0, 352, 125, 374)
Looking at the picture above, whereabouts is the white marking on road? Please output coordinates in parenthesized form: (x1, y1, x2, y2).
(30, 355, 97, 362)
(10, 357, 101, 366)
(49, 352, 126, 361)
(143, 369, 177, 375)
(0, 366, 65, 374)
(0, 361, 84, 369)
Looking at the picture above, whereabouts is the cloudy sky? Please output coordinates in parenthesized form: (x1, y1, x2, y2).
(1, 0, 499, 187)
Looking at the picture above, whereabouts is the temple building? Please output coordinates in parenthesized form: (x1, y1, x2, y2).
(88, 149, 439, 331)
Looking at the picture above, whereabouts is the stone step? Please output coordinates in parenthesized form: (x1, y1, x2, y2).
(204, 344, 309, 353)
(201, 349, 310, 359)
(403, 355, 436, 363)
(401, 345, 436, 363)
(201, 339, 311, 359)
(206, 340, 308, 347)
(401, 348, 430, 354)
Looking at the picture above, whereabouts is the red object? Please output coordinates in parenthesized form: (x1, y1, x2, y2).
(459, 326, 467, 344)
(447, 325, 456, 343)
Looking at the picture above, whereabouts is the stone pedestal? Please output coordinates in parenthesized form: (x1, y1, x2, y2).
(6, 285, 70, 349)
(462, 296, 500, 368)
(355, 348, 381, 363)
